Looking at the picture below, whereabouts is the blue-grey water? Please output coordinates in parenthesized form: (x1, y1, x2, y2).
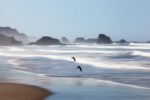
(0, 43, 150, 100)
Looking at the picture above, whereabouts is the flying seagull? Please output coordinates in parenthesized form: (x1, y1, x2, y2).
(72, 57, 76, 62)
(76, 66, 82, 72)
(71, 57, 83, 72)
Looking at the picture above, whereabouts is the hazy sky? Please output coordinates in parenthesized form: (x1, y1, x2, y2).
(0, 0, 150, 41)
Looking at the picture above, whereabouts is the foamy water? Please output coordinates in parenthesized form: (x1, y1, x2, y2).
(0, 43, 150, 88)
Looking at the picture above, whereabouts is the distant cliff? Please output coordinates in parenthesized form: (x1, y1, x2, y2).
(28, 36, 61, 45)
(0, 27, 28, 43)
(0, 34, 22, 46)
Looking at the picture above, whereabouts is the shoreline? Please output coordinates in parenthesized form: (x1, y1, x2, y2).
(0, 83, 53, 100)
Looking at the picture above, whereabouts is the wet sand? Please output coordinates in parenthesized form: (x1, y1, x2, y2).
(0, 83, 53, 100)
(0, 70, 150, 100)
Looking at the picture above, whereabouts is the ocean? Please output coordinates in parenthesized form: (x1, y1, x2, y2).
(0, 43, 150, 100)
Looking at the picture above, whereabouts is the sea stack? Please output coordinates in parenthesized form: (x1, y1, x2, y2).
(0, 34, 22, 46)
(28, 36, 61, 45)
(61, 37, 70, 44)
(97, 34, 112, 44)
(74, 37, 86, 44)
(86, 38, 97, 44)
(118, 39, 127, 43)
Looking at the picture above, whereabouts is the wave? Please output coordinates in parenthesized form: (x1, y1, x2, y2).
(64, 57, 149, 70)
(37, 49, 116, 54)
(2, 51, 150, 70)
(7, 47, 26, 51)
(129, 43, 150, 46)
(112, 50, 150, 59)
(76, 44, 150, 50)
(21, 54, 150, 70)
(0, 46, 149, 70)
(131, 51, 150, 57)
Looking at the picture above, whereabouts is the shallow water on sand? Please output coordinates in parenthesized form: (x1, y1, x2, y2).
(1, 68, 150, 100)
(47, 85, 150, 100)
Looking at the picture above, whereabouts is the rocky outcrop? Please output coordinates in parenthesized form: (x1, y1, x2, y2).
(74, 37, 86, 43)
(61, 37, 70, 44)
(97, 34, 112, 44)
(118, 39, 127, 43)
(0, 27, 28, 43)
(0, 34, 22, 46)
(86, 38, 97, 44)
(28, 36, 61, 45)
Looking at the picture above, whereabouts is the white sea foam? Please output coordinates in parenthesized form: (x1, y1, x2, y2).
(76, 44, 150, 50)
(129, 43, 150, 46)
(0, 45, 149, 70)
(37, 49, 116, 54)
(0, 53, 149, 70)
(8, 47, 26, 51)
(132, 51, 150, 57)
(112, 50, 150, 58)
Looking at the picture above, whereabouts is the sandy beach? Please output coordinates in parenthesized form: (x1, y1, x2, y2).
(0, 83, 53, 100)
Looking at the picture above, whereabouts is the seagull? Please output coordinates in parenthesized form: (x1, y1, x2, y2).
(71, 57, 83, 72)
(72, 57, 76, 62)
(76, 66, 82, 72)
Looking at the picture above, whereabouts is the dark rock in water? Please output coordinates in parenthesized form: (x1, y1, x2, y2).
(61, 37, 70, 44)
(28, 36, 61, 45)
(0, 27, 28, 43)
(146, 41, 150, 43)
(0, 34, 22, 46)
(86, 38, 97, 44)
(118, 39, 127, 43)
(74, 37, 86, 43)
(97, 34, 112, 44)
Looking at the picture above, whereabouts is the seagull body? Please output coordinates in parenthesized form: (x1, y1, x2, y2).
(76, 66, 82, 72)
(72, 57, 76, 62)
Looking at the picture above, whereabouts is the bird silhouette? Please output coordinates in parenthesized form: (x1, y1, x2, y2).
(72, 57, 76, 62)
(76, 66, 82, 72)
(71, 57, 83, 72)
